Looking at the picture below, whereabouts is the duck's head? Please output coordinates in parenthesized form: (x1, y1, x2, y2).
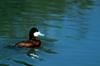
(29, 27, 45, 40)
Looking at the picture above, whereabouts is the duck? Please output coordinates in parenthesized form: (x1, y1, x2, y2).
(16, 27, 45, 48)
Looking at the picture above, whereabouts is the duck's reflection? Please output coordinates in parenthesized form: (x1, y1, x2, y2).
(27, 47, 57, 61)
(27, 48, 40, 59)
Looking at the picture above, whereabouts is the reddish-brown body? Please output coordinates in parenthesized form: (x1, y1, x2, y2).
(16, 39, 41, 48)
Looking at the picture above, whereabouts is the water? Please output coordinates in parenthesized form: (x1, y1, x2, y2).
(0, 0, 100, 66)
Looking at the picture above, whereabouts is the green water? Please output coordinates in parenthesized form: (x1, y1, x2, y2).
(0, 0, 100, 66)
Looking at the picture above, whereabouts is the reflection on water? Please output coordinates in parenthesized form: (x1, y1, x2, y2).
(0, 0, 100, 66)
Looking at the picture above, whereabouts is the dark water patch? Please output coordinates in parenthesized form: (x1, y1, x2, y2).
(0, 55, 8, 60)
(0, 64, 9, 66)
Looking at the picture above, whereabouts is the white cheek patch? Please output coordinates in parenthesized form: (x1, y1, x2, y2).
(34, 32, 45, 37)
(34, 32, 39, 37)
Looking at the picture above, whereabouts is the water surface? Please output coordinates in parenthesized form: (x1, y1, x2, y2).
(0, 0, 100, 66)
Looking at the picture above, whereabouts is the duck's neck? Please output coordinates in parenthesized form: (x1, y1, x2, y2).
(29, 36, 38, 40)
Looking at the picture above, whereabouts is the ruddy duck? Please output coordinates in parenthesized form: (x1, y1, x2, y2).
(16, 27, 44, 48)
